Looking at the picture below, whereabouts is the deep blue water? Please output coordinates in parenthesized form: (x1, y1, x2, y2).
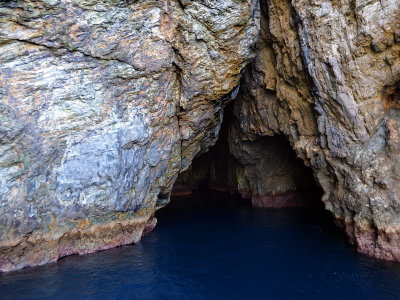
(2, 191, 400, 299)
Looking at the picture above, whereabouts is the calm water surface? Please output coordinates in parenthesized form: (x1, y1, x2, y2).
(2, 191, 400, 299)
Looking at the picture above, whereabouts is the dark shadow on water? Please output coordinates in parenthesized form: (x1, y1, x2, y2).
(2, 190, 400, 300)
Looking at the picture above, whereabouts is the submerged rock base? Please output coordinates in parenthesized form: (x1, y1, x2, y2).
(334, 217, 400, 262)
(0, 211, 155, 272)
(251, 191, 322, 208)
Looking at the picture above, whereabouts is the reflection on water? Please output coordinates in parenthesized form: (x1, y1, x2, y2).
(2, 191, 400, 299)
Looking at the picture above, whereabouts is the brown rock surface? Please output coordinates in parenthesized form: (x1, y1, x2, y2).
(230, 0, 400, 261)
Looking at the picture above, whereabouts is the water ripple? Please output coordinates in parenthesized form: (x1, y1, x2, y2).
(2, 191, 400, 299)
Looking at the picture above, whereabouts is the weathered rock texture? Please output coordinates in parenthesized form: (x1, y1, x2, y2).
(229, 131, 319, 207)
(230, 0, 400, 261)
(1, 0, 400, 271)
(0, 0, 259, 271)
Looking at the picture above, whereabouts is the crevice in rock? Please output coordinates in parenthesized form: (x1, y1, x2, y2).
(383, 83, 400, 110)
(11, 38, 134, 67)
(172, 100, 238, 196)
(156, 192, 171, 209)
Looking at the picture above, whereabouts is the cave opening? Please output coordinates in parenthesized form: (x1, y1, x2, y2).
(171, 100, 324, 209)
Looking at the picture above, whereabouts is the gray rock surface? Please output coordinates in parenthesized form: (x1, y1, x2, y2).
(0, 0, 259, 271)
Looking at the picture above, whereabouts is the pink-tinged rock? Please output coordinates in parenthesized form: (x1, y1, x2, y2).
(251, 192, 321, 208)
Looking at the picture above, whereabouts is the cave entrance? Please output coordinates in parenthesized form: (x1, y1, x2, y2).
(171, 101, 323, 209)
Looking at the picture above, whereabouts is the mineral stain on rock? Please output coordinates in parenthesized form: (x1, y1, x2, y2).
(383, 84, 400, 110)
(1, 0, 400, 272)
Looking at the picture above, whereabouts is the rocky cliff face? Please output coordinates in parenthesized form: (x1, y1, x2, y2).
(230, 0, 400, 261)
(1, 0, 400, 272)
(0, 0, 259, 272)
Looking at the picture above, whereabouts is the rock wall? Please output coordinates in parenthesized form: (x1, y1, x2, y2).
(0, 0, 259, 272)
(230, 0, 400, 261)
(1, 0, 400, 271)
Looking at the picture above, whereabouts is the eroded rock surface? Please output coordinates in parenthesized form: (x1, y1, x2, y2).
(0, 0, 259, 271)
(1, 0, 400, 271)
(230, 0, 400, 260)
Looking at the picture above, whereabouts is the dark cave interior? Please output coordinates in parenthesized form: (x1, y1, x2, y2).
(172, 100, 323, 208)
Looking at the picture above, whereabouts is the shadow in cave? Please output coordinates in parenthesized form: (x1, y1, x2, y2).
(171, 100, 324, 211)
(171, 102, 239, 197)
